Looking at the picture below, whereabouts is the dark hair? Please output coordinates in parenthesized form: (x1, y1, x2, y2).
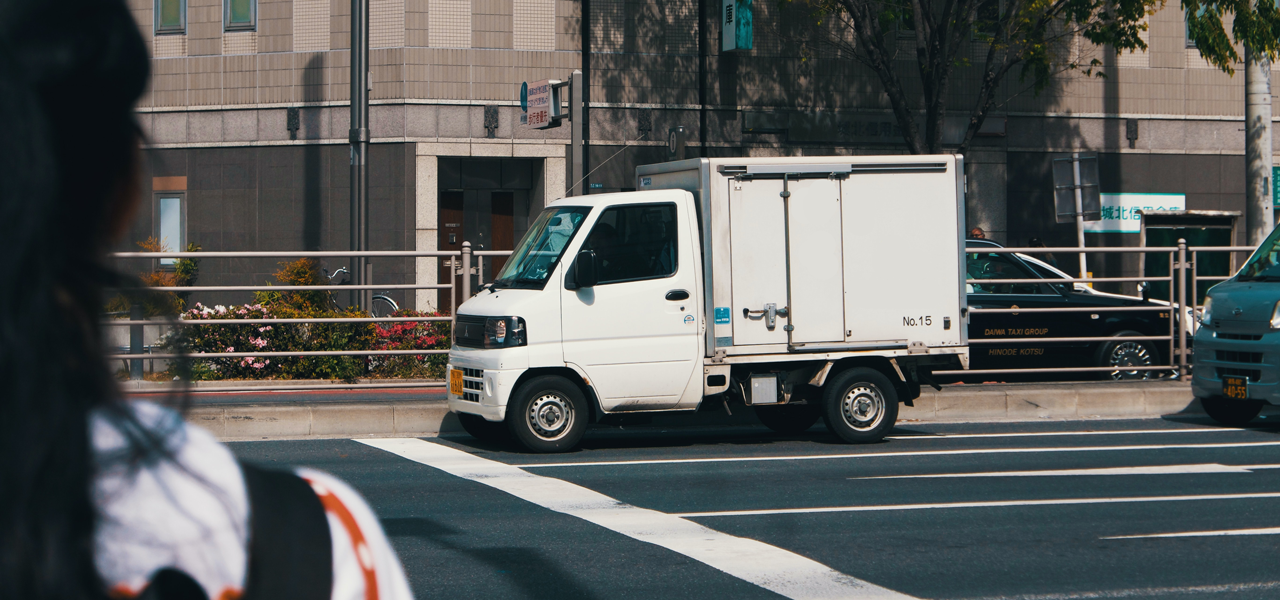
(0, 0, 150, 598)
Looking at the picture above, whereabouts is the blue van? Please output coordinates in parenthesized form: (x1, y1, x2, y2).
(1192, 227, 1280, 424)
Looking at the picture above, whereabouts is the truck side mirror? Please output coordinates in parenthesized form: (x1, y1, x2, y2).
(572, 250, 598, 289)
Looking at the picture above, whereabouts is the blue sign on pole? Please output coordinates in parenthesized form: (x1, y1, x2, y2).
(520, 82, 528, 112)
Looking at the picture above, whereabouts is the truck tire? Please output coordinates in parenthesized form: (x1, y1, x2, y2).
(1200, 396, 1263, 427)
(755, 401, 821, 435)
(822, 367, 898, 444)
(457, 413, 510, 444)
(506, 375, 588, 453)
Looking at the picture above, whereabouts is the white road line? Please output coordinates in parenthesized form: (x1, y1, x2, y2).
(851, 463, 1265, 479)
(952, 580, 1280, 599)
(358, 438, 916, 600)
(887, 427, 1231, 441)
(515, 440, 1280, 469)
(671, 492, 1280, 518)
(1103, 526, 1280, 540)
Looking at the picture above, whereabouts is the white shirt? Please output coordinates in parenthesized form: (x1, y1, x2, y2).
(92, 401, 413, 600)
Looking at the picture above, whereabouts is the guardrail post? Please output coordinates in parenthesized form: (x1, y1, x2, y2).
(462, 242, 472, 302)
(129, 303, 143, 381)
(1178, 239, 1188, 381)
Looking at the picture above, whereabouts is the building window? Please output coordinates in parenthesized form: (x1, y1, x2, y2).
(155, 0, 185, 34)
(157, 195, 185, 267)
(225, 0, 256, 31)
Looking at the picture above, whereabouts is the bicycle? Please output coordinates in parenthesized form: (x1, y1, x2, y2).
(322, 267, 400, 317)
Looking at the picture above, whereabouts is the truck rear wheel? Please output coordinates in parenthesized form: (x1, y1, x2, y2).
(1200, 396, 1263, 427)
(822, 368, 898, 443)
(755, 400, 821, 435)
(506, 375, 588, 453)
(457, 413, 510, 444)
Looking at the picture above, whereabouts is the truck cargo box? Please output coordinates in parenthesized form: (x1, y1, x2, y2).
(637, 156, 967, 359)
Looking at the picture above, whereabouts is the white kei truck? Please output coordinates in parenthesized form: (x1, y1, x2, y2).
(446, 155, 970, 452)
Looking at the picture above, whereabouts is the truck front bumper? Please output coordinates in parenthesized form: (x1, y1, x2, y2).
(446, 347, 527, 422)
(1192, 327, 1280, 406)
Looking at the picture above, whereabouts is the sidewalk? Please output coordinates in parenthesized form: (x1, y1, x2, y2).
(171, 379, 1207, 442)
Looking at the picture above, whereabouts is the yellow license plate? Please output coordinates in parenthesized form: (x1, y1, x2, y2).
(450, 369, 463, 396)
(1223, 376, 1249, 400)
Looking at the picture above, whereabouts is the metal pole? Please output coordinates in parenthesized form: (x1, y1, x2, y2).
(461, 242, 472, 302)
(1072, 152, 1087, 280)
(570, 69, 584, 196)
(698, 0, 707, 158)
(350, 0, 370, 312)
(580, 0, 591, 193)
(1245, 47, 1275, 245)
(1178, 239, 1188, 381)
(129, 303, 143, 381)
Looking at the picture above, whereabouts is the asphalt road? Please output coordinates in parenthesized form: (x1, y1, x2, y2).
(230, 415, 1280, 599)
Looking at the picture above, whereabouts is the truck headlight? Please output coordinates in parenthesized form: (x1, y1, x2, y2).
(1200, 296, 1212, 326)
(485, 316, 527, 348)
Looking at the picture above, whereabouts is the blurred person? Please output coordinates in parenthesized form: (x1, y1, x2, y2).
(0, 1, 412, 599)
(1028, 237, 1059, 269)
(969, 226, 986, 240)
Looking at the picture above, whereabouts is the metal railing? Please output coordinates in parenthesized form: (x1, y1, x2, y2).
(106, 242, 511, 392)
(108, 239, 1259, 392)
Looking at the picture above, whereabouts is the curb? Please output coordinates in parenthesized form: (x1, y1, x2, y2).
(189, 380, 1207, 442)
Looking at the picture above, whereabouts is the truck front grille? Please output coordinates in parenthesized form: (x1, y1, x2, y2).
(1217, 350, 1264, 364)
(1217, 332, 1263, 341)
(461, 367, 483, 402)
(454, 315, 488, 349)
(1218, 367, 1262, 382)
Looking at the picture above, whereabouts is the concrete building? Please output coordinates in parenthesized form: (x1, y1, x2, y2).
(117, 0, 1272, 307)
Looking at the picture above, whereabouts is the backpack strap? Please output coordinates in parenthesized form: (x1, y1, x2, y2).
(239, 461, 333, 600)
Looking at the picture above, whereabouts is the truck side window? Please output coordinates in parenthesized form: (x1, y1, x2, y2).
(967, 252, 1042, 295)
(581, 203, 678, 285)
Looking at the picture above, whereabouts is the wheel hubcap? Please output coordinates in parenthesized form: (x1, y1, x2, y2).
(527, 393, 574, 440)
(1108, 341, 1153, 380)
(841, 385, 885, 431)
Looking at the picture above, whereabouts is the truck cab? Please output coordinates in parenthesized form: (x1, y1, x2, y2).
(448, 156, 970, 452)
(1192, 225, 1280, 424)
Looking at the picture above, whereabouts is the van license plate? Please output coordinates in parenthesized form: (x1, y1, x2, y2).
(450, 369, 463, 396)
(1223, 376, 1249, 400)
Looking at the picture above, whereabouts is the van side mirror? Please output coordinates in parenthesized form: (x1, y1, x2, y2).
(1139, 282, 1151, 301)
(571, 250, 598, 289)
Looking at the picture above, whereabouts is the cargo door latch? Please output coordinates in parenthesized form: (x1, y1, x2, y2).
(744, 303, 789, 329)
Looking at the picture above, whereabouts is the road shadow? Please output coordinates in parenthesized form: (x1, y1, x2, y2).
(381, 516, 603, 600)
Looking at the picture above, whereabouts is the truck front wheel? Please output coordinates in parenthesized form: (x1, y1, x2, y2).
(506, 375, 588, 453)
(822, 368, 898, 443)
(1200, 396, 1263, 427)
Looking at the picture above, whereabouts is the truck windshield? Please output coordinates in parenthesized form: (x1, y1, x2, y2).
(491, 206, 591, 289)
(1239, 225, 1280, 281)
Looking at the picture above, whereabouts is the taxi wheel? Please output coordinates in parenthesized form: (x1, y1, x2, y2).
(1096, 331, 1157, 381)
(1201, 396, 1264, 427)
(822, 368, 898, 444)
(457, 413, 510, 444)
(506, 375, 588, 453)
(755, 396, 822, 435)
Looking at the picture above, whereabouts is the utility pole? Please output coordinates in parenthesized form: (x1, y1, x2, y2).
(1245, 46, 1275, 245)
(579, 0, 591, 194)
(350, 0, 370, 311)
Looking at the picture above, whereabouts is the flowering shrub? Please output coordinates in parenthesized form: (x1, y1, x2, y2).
(368, 310, 452, 379)
(168, 302, 377, 382)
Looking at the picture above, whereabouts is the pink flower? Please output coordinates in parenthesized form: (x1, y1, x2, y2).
(226, 346, 234, 352)
(258, 326, 272, 332)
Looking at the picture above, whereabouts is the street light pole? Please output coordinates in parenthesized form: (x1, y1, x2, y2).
(350, 0, 370, 311)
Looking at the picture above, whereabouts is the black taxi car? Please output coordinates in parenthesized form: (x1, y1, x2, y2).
(959, 239, 1186, 381)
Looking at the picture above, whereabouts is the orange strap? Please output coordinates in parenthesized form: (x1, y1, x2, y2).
(305, 478, 379, 600)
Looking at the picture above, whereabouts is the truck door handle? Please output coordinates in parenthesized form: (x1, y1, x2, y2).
(744, 303, 788, 329)
(666, 290, 690, 301)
